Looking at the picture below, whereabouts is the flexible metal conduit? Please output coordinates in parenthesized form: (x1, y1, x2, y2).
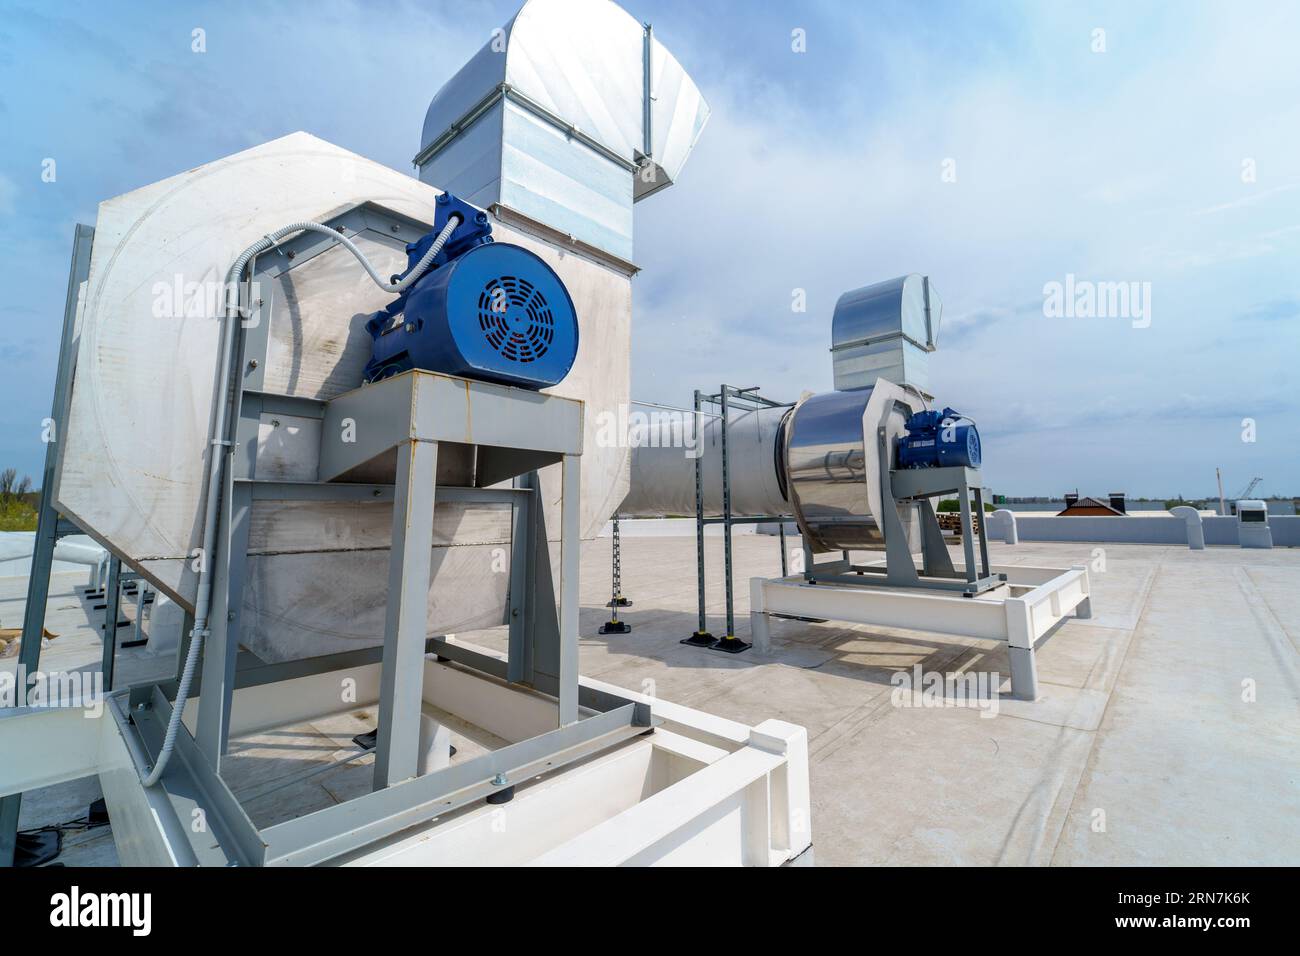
(140, 214, 461, 787)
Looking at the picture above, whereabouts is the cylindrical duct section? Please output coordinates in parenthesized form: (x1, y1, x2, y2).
(783, 386, 920, 553)
(620, 382, 925, 554)
(618, 405, 791, 517)
(784, 389, 879, 550)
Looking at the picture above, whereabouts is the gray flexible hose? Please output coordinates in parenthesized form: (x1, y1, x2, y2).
(139, 214, 461, 787)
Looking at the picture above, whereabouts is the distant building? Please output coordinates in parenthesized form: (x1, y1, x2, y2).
(1057, 492, 1127, 517)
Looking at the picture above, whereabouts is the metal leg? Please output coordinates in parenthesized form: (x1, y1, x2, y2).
(1008, 645, 1039, 701)
(518, 469, 563, 693)
(100, 557, 122, 692)
(130, 586, 147, 644)
(557, 454, 581, 725)
(0, 797, 21, 869)
(714, 386, 750, 652)
(506, 478, 531, 683)
(599, 514, 631, 634)
(683, 389, 714, 646)
(196, 478, 252, 769)
(958, 485, 977, 585)
(973, 488, 991, 578)
(722, 389, 733, 634)
(605, 515, 631, 608)
(374, 439, 439, 790)
(778, 521, 788, 576)
(1, 223, 94, 868)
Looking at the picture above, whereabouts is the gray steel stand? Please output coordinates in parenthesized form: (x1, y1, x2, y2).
(99, 557, 123, 691)
(710, 385, 750, 652)
(605, 515, 632, 608)
(682, 385, 794, 654)
(1008, 645, 1039, 701)
(599, 515, 631, 634)
(109, 204, 652, 865)
(1, 224, 95, 868)
(803, 423, 1003, 596)
(682, 389, 715, 647)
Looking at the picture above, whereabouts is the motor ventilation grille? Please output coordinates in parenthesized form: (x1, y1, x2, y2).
(477, 276, 555, 364)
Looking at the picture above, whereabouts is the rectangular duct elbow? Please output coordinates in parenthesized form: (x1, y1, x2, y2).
(414, 0, 709, 264)
(829, 274, 941, 396)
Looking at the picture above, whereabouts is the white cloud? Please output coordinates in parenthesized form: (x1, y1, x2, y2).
(626, 1, 1300, 495)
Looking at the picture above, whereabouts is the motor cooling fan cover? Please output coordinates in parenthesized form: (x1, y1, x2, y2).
(392, 242, 579, 389)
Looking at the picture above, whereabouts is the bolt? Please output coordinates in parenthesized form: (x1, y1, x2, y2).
(248, 359, 258, 370)
(491, 772, 507, 787)
(286, 250, 296, 260)
(390, 224, 400, 232)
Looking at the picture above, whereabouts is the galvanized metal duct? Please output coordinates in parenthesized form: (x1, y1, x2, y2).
(414, 0, 710, 263)
(830, 274, 941, 396)
(620, 380, 928, 554)
(618, 406, 791, 518)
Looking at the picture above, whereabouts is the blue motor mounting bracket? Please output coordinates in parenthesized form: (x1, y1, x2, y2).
(896, 407, 981, 470)
(397, 192, 494, 281)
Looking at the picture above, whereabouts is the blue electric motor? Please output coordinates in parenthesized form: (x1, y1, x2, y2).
(896, 407, 981, 469)
(364, 193, 579, 389)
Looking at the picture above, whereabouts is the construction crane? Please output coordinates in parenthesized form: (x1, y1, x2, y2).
(1215, 471, 1263, 514)
(1236, 477, 1263, 499)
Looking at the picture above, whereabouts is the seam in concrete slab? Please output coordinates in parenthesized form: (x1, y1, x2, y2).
(1235, 567, 1300, 694)
(993, 723, 1093, 865)
(990, 683, 1108, 732)
(1044, 547, 1167, 866)
(807, 640, 984, 763)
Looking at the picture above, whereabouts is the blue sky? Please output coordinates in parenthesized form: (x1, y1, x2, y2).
(1, 0, 1297, 498)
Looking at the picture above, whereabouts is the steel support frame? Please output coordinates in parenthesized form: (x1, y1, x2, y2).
(599, 514, 631, 634)
(683, 389, 715, 646)
(802, 429, 1002, 597)
(122, 657, 651, 866)
(683, 384, 793, 654)
(751, 562, 1092, 699)
(1, 224, 95, 867)
(374, 439, 439, 788)
(99, 557, 123, 691)
(13, 204, 643, 866)
(145, 203, 628, 862)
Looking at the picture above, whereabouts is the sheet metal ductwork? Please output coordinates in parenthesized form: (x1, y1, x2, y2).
(414, 0, 710, 264)
(623, 275, 945, 554)
(830, 274, 941, 397)
(619, 406, 791, 518)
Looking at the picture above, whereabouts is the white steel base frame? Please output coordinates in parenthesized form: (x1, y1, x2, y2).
(0, 649, 813, 867)
(750, 564, 1092, 701)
